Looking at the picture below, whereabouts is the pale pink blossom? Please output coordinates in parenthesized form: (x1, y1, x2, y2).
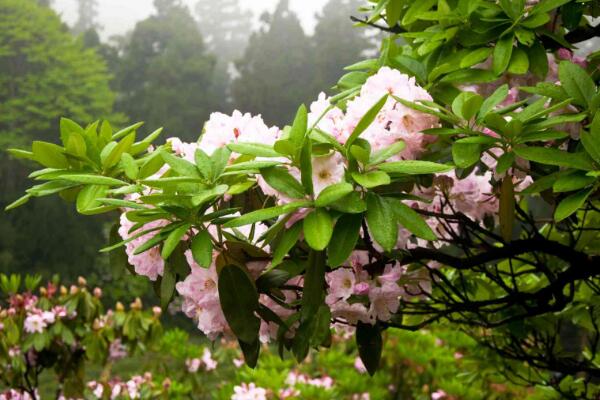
(24, 314, 47, 333)
(354, 357, 367, 374)
(231, 383, 267, 400)
(118, 214, 167, 281)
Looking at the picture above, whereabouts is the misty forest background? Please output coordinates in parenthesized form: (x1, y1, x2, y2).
(0, 0, 374, 306)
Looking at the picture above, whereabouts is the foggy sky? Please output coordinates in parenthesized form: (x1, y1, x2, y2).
(52, 0, 327, 39)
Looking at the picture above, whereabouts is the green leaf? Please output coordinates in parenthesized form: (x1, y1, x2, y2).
(60, 117, 84, 146)
(581, 114, 600, 163)
(272, 222, 303, 267)
(513, 147, 594, 170)
(61, 174, 127, 186)
(4, 194, 32, 211)
(211, 147, 231, 179)
(386, 0, 402, 26)
(104, 132, 135, 169)
(531, 0, 571, 14)
(120, 153, 139, 180)
(223, 201, 312, 228)
(261, 166, 306, 199)
(191, 230, 213, 268)
(452, 92, 483, 120)
(161, 224, 190, 260)
(369, 141, 406, 165)
(554, 188, 593, 221)
(356, 322, 382, 376)
(460, 47, 493, 69)
(402, 0, 436, 25)
(227, 143, 280, 158)
(452, 143, 481, 168)
(493, 34, 514, 75)
(315, 182, 354, 207)
(303, 209, 334, 251)
(378, 160, 453, 175)
(76, 185, 109, 214)
(346, 94, 388, 147)
(558, 61, 596, 107)
(218, 265, 260, 343)
(32, 141, 68, 168)
(301, 250, 326, 320)
(160, 267, 176, 309)
(388, 199, 436, 240)
(327, 213, 363, 267)
(238, 338, 260, 368)
(112, 122, 144, 141)
(352, 171, 391, 188)
(289, 104, 308, 151)
(527, 41, 549, 79)
(508, 47, 529, 75)
(194, 148, 213, 179)
(330, 192, 367, 214)
(553, 171, 595, 192)
(161, 151, 201, 178)
(366, 193, 397, 252)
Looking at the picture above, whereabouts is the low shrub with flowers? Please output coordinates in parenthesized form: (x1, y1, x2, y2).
(0, 275, 162, 399)
(6, 0, 600, 398)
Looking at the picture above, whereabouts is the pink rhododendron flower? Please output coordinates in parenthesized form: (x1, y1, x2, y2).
(354, 357, 367, 374)
(231, 383, 267, 400)
(368, 285, 401, 322)
(118, 214, 167, 281)
(431, 389, 448, 400)
(186, 358, 201, 373)
(202, 347, 218, 370)
(201, 110, 280, 156)
(24, 314, 47, 333)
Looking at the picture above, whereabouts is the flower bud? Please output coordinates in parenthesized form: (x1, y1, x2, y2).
(152, 306, 162, 317)
(93, 287, 102, 298)
(39, 287, 47, 297)
(162, 378, 172, 390)
(77, 276, 87, 286)
(60, 286, 68, 296)
(69, 285, 78, 295)
(115, 302, 125, 312)
(130, 297, 142, 310)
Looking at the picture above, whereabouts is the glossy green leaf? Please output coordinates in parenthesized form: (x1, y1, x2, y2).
(191, 230, 213, 268)
(366, 193, 397, 252)
(218, 265, 260, 343)
(315, 182, 354, 207)
(303, 209, 334, 251)
(327, 213, 363, 267)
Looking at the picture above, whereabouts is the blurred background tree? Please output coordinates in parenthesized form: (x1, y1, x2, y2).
(0, 0, 116, 283)
(0, 0, 373, 303)
(114, 0, 218, 141)
(232, 0, 314, 126)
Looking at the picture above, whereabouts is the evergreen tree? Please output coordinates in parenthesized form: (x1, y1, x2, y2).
(194, 0, 253, 111)
(232, 0, 314, 126)
(72, 0, 98, 35)
(311, 0, 372, 93)
(0, 0, 116, 279)
(115, 0, 218, 140)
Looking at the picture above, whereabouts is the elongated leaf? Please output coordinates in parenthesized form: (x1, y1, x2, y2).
(272, 222, 302, 267)
(289, 104, 308, 150)
(558, 61, 596, 107)
(330, 192, 367, 214)
(356, 322, 382, 376)
(191, 230, 213, 267)
(223, 201, 312, 228)
(161, 151, 200, 177)
(452, 143, 481, 168)
(378, 160, 453, 174)
(161, 223, 190, 259)
(228, 142, 280, 158)
(218, 265, 260, 343)
(369, 141, 406, 165)
(303, 209, 334, 251)
(581, 114, 600, 163)
(327, 213, 363, 267)
(301, 250, 326, 320)
(261, 166, 306, 199)
(388, 199, 436, 240)
(493, 34, 514, 75)
(554, 188, 593, 221)
(346, 94, 388, 147)
(160, 268, 176, 309)
(104, 132, 135, 169)
(366, 193, 397, 252)
(61, 174, 127, 186)
(32, 141, 68, 168)
(352, 171, 391, 188)
(315, 182, 354, 207)
(513, 147, 594, 170)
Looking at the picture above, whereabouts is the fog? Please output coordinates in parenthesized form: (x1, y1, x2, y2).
(52, 0, 326, 39)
